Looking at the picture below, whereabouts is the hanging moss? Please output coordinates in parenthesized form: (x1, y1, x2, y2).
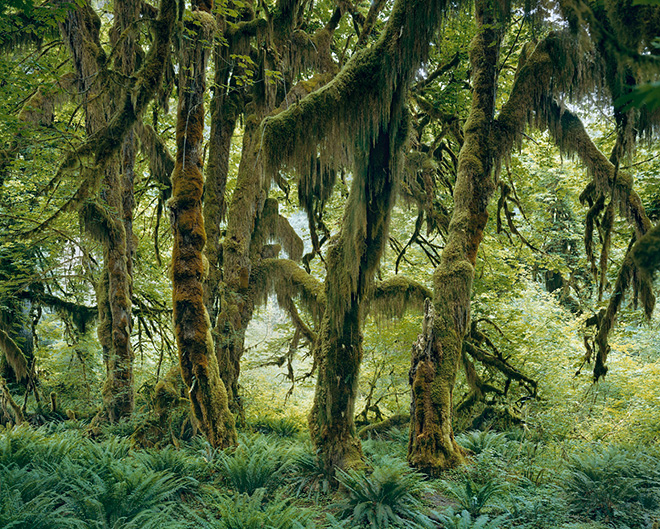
(632, 223, 660, 279)
(36, 0, 177, 235)
(252, 258, 325, 319)
(251, 198, 304, 262)
(0, 329, 30, 383)
(369, 275, 432, 322)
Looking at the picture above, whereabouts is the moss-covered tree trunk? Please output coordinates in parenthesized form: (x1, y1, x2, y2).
(214, 113, 266, 418)
(309, 125, 402, 473)
(408, 0, 502, 475)
(170, 0, 237, 448)
(60, 0, 136, 422)
(97, 0, 141, 421)
(202, 7, 250, 323)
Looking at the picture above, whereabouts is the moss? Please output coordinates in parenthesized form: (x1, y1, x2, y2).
(0, 375, 24, 425)
(370, 275, 432, 322)
(170, 0, 237, 448)
(408, 0, 502, 475)
(253, 258, 325, 320)
(633, 223, 660, 278)
(0, 329, 30, 383)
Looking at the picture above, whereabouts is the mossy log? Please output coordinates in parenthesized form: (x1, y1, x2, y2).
(170, 4, 236, 449)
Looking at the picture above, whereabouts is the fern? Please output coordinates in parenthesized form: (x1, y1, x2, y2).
(456, 431, 509, 456)
(563, 446, 658, 525)
(334, 457, 435, 528)
(441, 476, 503, 517)
(217, 433, 292, 494)
(0, 464, 77, 528)
(59, 461, 186, 528)
(133, 445, 204, 487)
(192, 488, 315, 529)
(435, 508, 507, 529)
(286, 444, 331, 500)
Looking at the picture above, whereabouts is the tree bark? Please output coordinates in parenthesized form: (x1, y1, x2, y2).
(60, 0, 136, 422)
(309, 125, 400, 473)
(408, 0, 502, 475)
(170, 0, 237, 448)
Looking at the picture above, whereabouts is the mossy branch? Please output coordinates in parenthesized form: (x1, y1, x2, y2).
(464, 342, 537, 397)
(0, 376, 25, 425)
(0, 329, 31, 383)
(357, 413, 409, 439)
(252, 258, 325, 321)
(369, 275, 432, 322)
(28, 0, 177, 235)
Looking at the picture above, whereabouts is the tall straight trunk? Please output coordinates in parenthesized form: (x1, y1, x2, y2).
(408, 0, 502, 475)
(170, 0, 237, 448)
(309, 125, 400, 473)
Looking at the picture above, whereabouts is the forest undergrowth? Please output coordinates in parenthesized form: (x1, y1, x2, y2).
(2, 416, 660, 528)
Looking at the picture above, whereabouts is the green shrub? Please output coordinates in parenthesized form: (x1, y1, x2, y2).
(333, 457, 435, 528)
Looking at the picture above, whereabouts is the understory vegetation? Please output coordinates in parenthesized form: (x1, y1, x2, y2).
(3, 417, 660, 528)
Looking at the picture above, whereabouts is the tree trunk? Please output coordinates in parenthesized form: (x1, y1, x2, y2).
(60, 1, 136, 422)
(408, 0, 502, 475)
(214, 115, 266, 419)
(99, 168, 135, 421)
(170, 0, 237, 448)
(309, 126, 400, 473)
(203, 17, 249, 322)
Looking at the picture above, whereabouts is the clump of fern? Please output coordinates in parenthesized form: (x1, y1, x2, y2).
(435, 508, 507, 529)
(58, 460, 186, 529)
(247, 415, 301, 438)
(563, 445, 660, 526)
(440, 475, 504, 517)
(286, 444, 331, 500)
(191, 488, 315, 529)
(217, 433, 292, 494)
(0, 464, 76, 529)
(133, 444, 205, 487)
(333, 456, 435, 528)
(456, 431, 509, 456)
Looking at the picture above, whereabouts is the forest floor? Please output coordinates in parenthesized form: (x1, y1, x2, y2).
(2, 415, 659, 528)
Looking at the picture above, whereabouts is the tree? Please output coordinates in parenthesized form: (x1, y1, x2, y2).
(169, 0, 237, 448)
